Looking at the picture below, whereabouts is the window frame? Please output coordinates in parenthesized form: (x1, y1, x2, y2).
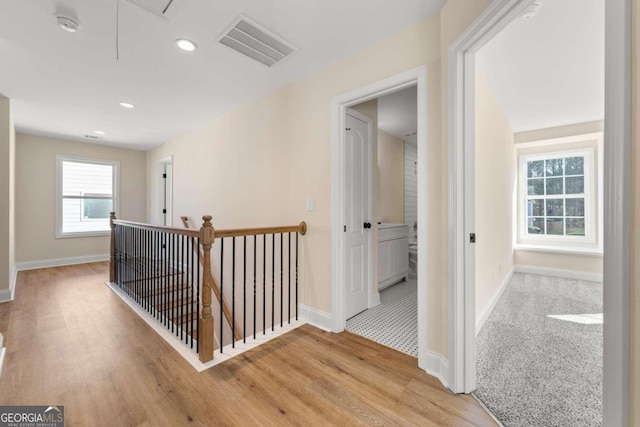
(515, 133, 603, 253)
(55, 155, 119, 238)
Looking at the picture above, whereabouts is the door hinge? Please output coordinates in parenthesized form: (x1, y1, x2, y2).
(162, 173, 167, 178)
(469, 233, 476, 243)
(162, 209, 167, 214)
(344, 225, 347, 232)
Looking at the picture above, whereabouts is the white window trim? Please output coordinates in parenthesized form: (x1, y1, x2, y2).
(515, 132, 603, 253)
(55, 155, 119, 239)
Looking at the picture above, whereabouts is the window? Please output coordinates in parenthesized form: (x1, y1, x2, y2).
(524, 154, 586, 237)
(56, 156, 119, 238)
(517, 141, 601, 251)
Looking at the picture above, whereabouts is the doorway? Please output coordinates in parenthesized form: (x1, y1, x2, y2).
(157, 156, 173, 226)
(447, 0, 630, 425)
(344, 86, 420, 358)
(331, 66, 430, 372)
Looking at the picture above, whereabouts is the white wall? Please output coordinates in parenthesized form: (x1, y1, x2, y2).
(474, 74, 516, 319)
(15, 134, 147, 264)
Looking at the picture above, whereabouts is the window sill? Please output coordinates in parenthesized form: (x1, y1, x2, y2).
(55, 231, 110, 239)
(514, 244, 603, 257)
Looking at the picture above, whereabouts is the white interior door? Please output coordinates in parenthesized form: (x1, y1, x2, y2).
(344, 111, 372, 319)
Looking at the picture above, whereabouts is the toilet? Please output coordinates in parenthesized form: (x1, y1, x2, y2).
(408, 241, 418, 278)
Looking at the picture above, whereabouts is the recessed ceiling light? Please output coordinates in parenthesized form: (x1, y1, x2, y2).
(57, 16, 80, 33)
(94, 130, 106, 136)
(119, 102, 135, 109)
(175, 38, 197, 52)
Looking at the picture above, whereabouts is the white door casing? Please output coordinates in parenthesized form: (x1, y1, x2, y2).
(344, 110, 372, 320)
(331, 66, 429, 376)
(448, 1, 630, 426)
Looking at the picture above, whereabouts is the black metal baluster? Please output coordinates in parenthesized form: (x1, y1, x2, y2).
(243, 235, 246, 344)
(296, 232, 299, 321)
(196, 237, 200, 354)
(172, 233, 177, 334)
(263, 234, 266, 335)
(190, 236, 195, 349)
(280, 233, 283, 328)
(180, 234, 185, 341)
(232, 237, 236, 348)
(271, 233, 275, 332)
(220, 238, 224, 352)
(253, 235, 257, 339)
(288, 232, 291, 324)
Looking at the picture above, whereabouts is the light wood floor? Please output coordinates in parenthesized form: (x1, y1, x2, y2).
(0, 263, 496, 426)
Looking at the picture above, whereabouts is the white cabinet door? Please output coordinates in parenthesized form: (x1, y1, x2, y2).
(378, 240, 390, 283)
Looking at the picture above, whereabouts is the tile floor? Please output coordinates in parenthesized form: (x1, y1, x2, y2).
(345, 279, 417, 357)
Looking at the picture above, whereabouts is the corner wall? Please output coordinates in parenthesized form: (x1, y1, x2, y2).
(15, 134, 147, 265)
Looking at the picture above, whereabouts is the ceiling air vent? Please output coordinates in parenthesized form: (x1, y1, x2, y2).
(124, 0, 183, 21)
(217, 15, 297, 67)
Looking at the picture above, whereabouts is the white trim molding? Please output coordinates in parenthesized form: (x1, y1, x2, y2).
(1, 265, 19, 303)
(424, 351, 449, 390)
(475, 266, 514, 336)
(447, 0, 534, 395)
(299, 304, 332, 332)
(330, 66, 430, 373)
(602, 0, 631, 424)
(514, 265, 603, 284)
(16, 254, 109, 271)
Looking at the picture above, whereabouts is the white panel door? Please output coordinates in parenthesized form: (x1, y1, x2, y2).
(344, 111, 371, 319)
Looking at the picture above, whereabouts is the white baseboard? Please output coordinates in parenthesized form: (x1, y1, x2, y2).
(476, 266, 515, 336)
(423, 350, 449, 389)
(0, 266, 17, 303)
(16, 254, 109, 271)
(0, 347, 5, 379)
(299, 304, 332, 332)
(514, 264, 603, 283)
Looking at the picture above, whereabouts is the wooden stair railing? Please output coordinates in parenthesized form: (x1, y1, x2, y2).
(181, 216, 242, 342)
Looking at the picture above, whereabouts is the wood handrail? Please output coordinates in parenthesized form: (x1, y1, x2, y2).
(181, 216, 242, 342)
(113, 219, 200, 238)
(215, 222, 307, 238)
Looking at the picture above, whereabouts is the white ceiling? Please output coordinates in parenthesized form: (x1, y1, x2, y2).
(378, 85, 417, 144)
(476, 0, 604, 133)
(0, 0, 444, 150)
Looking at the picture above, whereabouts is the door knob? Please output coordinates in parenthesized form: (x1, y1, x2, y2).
(363, 222, 371, 229)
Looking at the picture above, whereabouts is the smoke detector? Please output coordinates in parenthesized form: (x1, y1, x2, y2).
(521, 1, 542, 20)
(57, 16, 80, 32)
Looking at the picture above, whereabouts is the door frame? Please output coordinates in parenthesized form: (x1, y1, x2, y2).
(447, 1, 631, 425)
(157, 156, 173, 226)
(331, 65, 429, 371)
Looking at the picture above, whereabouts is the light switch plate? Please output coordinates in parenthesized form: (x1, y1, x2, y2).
(306, 197, 315, 212)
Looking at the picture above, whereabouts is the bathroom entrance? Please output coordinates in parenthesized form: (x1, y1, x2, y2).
(344, 84, 420, 358)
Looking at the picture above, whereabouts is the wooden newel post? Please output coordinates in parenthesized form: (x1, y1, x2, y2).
(109, 212, 116, 283)
(199, 215, 215, 362)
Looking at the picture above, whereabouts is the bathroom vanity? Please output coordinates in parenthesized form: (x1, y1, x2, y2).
(377, 223, 409, 290)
